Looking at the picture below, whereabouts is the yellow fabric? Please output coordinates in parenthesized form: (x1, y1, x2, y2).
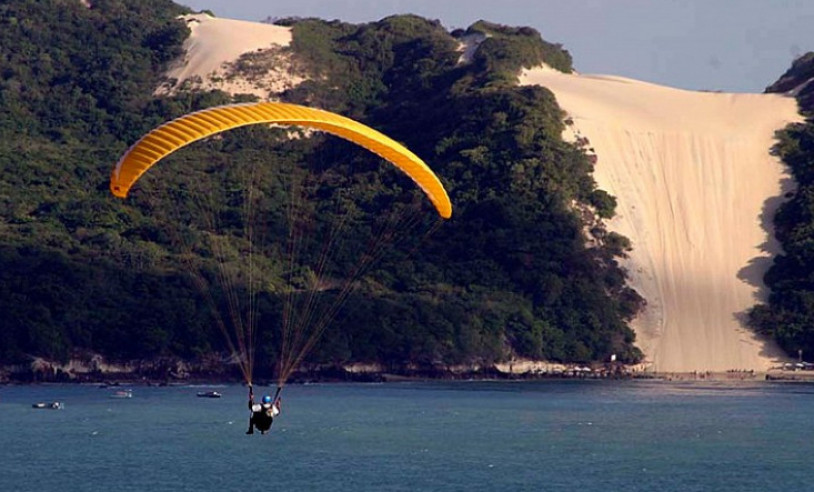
(110, 102, 452, 218)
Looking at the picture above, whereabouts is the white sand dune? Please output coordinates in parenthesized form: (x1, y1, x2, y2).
(520, 67, 801, 372)
(157, 13, 302, 99)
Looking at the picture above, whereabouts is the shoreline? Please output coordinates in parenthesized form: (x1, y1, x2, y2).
(4, 360, 814, 385)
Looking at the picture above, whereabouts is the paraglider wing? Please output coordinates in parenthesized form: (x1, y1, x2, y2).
(110, 102, 451, 219)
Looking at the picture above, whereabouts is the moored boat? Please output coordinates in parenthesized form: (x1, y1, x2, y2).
(32, 402, 64, 409)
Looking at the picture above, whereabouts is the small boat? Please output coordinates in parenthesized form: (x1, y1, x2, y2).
(110, 389, 133, 399)
(196, 391, 222, 398)
(32, 402, 64, 410)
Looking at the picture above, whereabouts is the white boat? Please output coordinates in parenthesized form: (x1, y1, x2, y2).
(110, 389, 133, 399)
(196, 391, 222, 398)
(32, 402, 64, 410)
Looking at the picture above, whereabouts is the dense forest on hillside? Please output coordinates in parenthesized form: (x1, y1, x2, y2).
(0, 0, 644, 379)
(751, 55, 814, 359)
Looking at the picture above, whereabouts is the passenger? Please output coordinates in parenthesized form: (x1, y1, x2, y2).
(246, 384, 281, 435)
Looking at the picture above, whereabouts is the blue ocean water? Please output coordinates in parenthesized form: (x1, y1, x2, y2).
(0, 380, 811, 492)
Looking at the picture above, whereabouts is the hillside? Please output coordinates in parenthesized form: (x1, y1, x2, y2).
(0, 1, 641, 380)
(750, 54, 814, 361)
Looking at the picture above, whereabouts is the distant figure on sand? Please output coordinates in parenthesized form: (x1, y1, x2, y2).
(246, 384, 281, 435)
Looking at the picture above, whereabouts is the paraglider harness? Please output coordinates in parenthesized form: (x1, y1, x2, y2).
(246, 384, 282, 435)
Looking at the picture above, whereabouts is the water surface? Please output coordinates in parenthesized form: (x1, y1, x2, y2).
(1, 380, 810, 491)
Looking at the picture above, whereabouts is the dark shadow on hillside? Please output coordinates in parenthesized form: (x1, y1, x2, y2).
(736, 175, 795, 295)
(735, 170, 795, 362)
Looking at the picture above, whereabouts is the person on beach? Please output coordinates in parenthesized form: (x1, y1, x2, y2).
(246, 383, 281, 435)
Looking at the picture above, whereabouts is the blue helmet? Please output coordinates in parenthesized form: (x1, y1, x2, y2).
(262, 395, 272, 404)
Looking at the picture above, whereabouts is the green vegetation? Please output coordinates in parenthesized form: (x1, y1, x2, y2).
(765, 52, 814, 111)
(0, 1, 643, 375)
(463, 21, 573, 86)
(750, 54, 814, 359)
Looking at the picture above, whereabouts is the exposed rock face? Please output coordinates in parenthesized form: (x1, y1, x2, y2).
(2, 353, 239, 383)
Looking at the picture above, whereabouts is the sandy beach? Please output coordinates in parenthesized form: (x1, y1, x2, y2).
(520, 67, 802, 372)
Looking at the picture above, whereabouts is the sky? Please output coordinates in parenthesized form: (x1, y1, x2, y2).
(177, 0, 814, 93)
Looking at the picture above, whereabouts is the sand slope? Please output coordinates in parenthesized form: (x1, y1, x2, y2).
(520, 67, 801, 372)
(157, 14, 302, 99)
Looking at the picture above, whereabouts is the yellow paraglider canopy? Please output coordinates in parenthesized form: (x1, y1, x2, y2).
(110, 101, 451, 219)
